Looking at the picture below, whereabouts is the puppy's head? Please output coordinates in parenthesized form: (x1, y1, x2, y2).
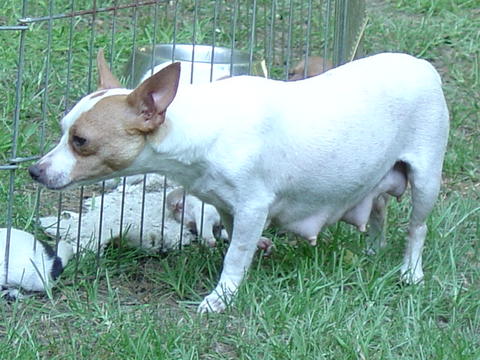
(288, 56, 332, 81)
(29, 49, 180, 190)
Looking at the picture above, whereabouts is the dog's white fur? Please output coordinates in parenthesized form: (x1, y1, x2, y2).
(30, 52, 449, 312)
(0, 228, 73, 298)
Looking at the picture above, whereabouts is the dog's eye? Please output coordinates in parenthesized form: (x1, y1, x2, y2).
(72, 135, 87, 147)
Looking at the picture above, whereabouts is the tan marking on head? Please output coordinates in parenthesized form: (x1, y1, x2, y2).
(68, 95, 148, 182)
(59, 63, 180, 185)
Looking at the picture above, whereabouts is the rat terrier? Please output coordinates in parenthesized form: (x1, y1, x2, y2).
(29, 50, 449, 312)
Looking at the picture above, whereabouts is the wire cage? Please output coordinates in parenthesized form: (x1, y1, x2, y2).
(1, 0, 366, 285)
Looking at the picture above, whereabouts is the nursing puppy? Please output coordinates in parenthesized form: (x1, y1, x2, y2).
(166, 187, 273, 254)
(288, 56, 332, 80)
(166, 187, 226, 247)
(0, 228, 73, 299)
(29, 50, 449, 312)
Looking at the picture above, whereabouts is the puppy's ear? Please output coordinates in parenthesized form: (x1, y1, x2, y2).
(126, 62, 181, 134)
(97, 49, 122, 90)
(174, 200, 184, 214)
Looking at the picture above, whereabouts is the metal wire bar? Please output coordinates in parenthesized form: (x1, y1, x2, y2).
(266, 0, 276, 77)
(97, 180, 107, 262)
(138, 0, 160, 249)
(74, 0, 98, 276)
(33, 0, 55, 252)
(129, 0, 144, 247)
(189, 0, 199, 84)
(0, 155, 40, 170)
(208, 0, 219, 83)
(18, 0, 160, 24)
(172, 0, 178, 63)
(333, 0, 348, 66)
(95, 0, 119, 264)
(73, 187, 84, 283)
(323, 0, 332, 69)
(109, 0, 118, 64)
(284, 0, 294, 80)
(64, 0, 76, 111)
(160, 176, 168, 250)
(0, 26, 29, 30)
(54, 193, 64, 254)
(248, 0, 257, 75)
(139, 174, 148, 246)
(280, 0, 286, 69)
(55, 0, 75, 255)
(302, 0, 314, 79)
(229, 0, 239, 76)
(57, 0, 75, 269)
(4, 0, 28, 285)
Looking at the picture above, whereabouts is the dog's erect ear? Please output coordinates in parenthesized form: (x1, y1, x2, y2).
(126, 62, 181, 134)
(97, 49, 122, 90)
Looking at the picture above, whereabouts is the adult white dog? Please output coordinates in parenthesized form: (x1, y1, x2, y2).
(29, 50, 449, 312)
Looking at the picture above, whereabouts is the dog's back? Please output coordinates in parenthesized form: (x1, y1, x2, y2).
(171, 53, 448, 198)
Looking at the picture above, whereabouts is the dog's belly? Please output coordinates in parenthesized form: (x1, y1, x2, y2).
(270, 199, 346, 239)
(270, 162, 408, 239)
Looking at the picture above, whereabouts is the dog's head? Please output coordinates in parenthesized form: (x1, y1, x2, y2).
(29, 50, 180, 190)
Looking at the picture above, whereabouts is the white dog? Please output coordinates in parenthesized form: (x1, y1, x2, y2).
(0, 228, 73, 298)
(29, 50, 449, 312)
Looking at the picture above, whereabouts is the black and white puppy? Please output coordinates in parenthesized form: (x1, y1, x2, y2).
(0, 228, 73, 299)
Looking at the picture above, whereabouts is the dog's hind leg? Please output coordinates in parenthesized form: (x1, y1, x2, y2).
(400, 160, 443, 284)
(366, 194, 389, 255)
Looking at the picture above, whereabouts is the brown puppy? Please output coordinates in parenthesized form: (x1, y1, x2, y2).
(288, 56, 332, 80)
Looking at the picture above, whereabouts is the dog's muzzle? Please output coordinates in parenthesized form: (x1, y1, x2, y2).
(28, 164, 44, 182)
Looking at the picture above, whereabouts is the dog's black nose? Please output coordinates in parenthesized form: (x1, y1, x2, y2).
(28, 164, 42, 181)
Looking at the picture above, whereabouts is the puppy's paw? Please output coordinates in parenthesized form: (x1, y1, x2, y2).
(1, 288, 24, 301)
(364, 246, 379, 256)
(202, 237, 217, 248)
(257, 236, 274, 256)
(198, 292, 227, 313)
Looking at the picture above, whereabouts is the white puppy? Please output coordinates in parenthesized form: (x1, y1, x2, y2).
(166, 187, 273, 254)
(0, 228, 73, 298)
(166, 187, 225, 247)
(29, 50, 449, 312)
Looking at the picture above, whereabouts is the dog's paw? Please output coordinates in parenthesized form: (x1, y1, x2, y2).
(400, 266, 424, 285)
(198, 292, 227, 313)
(197, 279, 238, 313)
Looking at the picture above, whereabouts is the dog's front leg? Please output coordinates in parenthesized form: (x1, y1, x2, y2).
(198, 205, 268, 313)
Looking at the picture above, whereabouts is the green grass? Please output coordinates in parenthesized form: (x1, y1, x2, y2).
(1, 0, 479, 358)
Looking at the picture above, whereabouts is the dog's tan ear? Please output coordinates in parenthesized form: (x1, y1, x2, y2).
(97, 49, 122, 90)
(126, 62, 181, 134)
